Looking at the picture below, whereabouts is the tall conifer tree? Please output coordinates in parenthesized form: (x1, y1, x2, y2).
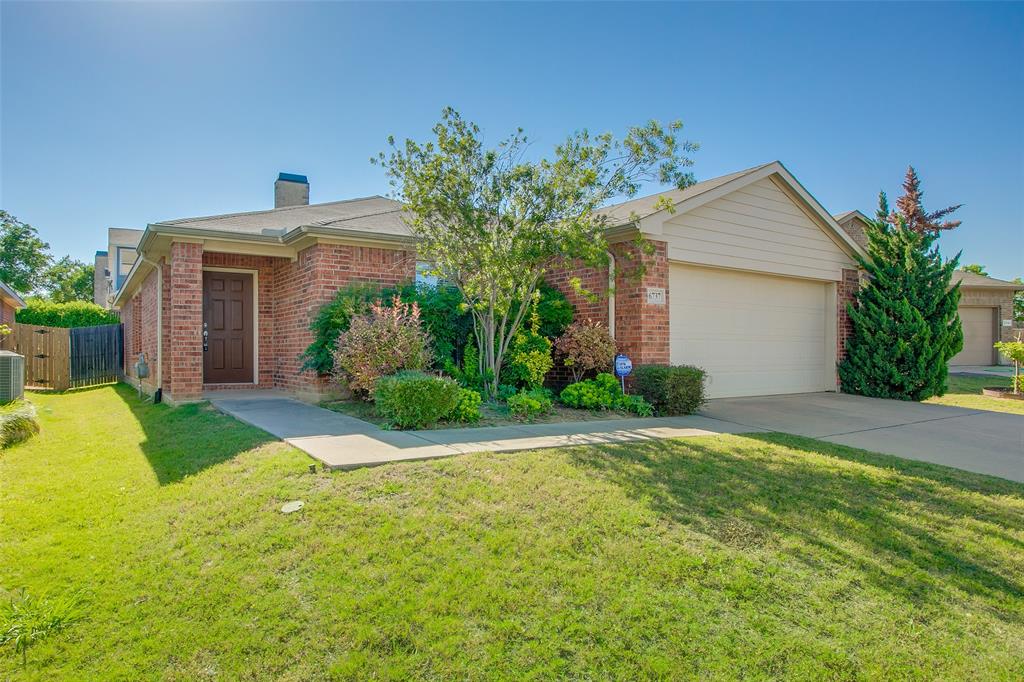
(838, 196, 963, 400)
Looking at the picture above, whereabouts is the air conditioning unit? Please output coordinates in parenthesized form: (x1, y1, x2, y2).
(0, 351, 26, 402)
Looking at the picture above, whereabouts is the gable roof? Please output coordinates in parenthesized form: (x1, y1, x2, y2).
(599, 161, 868, 259)
(597, 163, 773, 225)
(953, 270, 1024, 290)
(834, 209, 872, 225)
(153, 196, 410, 239)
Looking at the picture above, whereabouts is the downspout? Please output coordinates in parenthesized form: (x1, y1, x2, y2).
(141, 256, 163, 392)
(607, 250, 616, 340)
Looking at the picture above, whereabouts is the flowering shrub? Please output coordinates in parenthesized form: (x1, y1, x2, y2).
(507, 388, 553, 421)
(333, 297, 433, 398)
(554, 321, 616, 382)
(375, 371, 461, 429)
(559, 373, 653, 415)
(448, 388, 483, 423)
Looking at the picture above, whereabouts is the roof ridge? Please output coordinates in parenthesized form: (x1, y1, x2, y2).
(155, 195, 389, 227)
(599, 161, 775, 213)
(312, 206, 405, 227)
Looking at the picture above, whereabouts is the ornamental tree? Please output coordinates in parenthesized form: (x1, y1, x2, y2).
(0, 211, 51, 294)
(375, 107, 697, 396)
(993, 337, 1024, 394)
(838, 197, 963, 401)
(879, 166, 962, 235)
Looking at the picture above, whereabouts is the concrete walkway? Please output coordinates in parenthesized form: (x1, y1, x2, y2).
(206, 391, 758, 470)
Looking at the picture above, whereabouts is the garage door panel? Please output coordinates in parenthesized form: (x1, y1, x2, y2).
(949, 307, 995, 366)
(669, 264, 833, 398)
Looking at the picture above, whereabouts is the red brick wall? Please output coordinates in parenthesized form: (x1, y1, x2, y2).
(166, 242, 204, 403)
(545, 239, 670, 386)
(272, 243, 416, 397)
(837, 268, 859, 366)
(121, 268, 160, 393)
(0, 300, 15, 327)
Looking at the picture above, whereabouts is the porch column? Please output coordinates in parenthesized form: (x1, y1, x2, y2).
(612, 239, 670, 367)
(165, 241, 204, 403)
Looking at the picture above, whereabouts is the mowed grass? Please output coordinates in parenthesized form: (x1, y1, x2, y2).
(2, 386, 1022, 680)
(927, 373, 1024, 415)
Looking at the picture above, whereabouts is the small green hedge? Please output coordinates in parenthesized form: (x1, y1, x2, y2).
(374, 371, 461, 429)
(506, 388, 554, 422)
(1, 400, 40, 449)
(633, 365, 706, 415)
(16, 299, 119, 328)
(559, 373, 653, 416)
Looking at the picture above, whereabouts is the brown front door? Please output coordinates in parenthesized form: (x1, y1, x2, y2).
(203, 271, 254, 384)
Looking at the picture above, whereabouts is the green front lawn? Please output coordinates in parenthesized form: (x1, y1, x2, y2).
(322, 397, 640, 429)
(927, 373, 1024, 414)
(2, 385, 1022, 679)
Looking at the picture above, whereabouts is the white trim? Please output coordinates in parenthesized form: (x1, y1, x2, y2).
(202, 266, 259, 386)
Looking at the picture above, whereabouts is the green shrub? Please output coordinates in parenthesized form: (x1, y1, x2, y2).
(374, 371, 461, 429)
(496, 384, 518, 401)
(559, 373, 653, 416)
(444, 338, 491, 392)
(301, 282, 384, 375)
(533, 280, 574, 339)
(633, 365, 706, 415)
(502, 329, 553, 390)
(390, 283, 474, 367)
(506, 388, 553, 422)
(333, 298, 433, 398)
(15, 299, 118, 328)
(447, 388, 483, 423)
(0, 400, 40, 449)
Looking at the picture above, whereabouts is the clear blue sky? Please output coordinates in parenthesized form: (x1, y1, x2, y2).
(2, 2, 1022, 279)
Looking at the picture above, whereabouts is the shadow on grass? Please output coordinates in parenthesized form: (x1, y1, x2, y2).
(111, 383, 274, 485)
(569, 432, 1024, 621)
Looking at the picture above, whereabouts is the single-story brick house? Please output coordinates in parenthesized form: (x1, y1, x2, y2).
(832, 210, 1024, 366)
(115, 162, 880, 403)
(116, 161, 1020, 404)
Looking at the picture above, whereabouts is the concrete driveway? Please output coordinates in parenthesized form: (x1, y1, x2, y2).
(700, 392, 1024, 483)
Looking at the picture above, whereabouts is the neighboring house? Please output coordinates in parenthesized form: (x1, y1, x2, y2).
(94, 228, 144, 308)
(832, 210, 1024, 366)
(0, 281, 26, 347)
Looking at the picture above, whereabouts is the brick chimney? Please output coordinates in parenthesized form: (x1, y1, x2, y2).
(274, 172, 309, 208)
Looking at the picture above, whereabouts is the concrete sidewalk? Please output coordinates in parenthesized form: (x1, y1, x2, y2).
(207, 391, 759, 469)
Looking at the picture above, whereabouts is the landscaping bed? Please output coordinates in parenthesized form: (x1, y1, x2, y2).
(0, 399, 39, 449)
(322, 397, 642, 430)
(926, 374, 1024, 415)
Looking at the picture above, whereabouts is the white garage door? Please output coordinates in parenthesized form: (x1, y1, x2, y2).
(669, 264, 834, 398)
(949, 307, 995, 366)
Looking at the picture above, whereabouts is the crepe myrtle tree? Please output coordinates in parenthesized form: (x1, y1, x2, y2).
(374, 107, 698, 396)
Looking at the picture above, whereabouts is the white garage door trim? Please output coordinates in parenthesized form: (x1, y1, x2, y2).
(669, 263, 837, 399)
(949, 306, 996, 366)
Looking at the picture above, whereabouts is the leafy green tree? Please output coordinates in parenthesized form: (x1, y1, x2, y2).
(42, 256, 94, 302)
(375, 107, 697, 395)
(959, 264, 988, 276)
(0, 211, 51, 294)
(1013, 278, 1023, 323)
(838, 199, 963, 400)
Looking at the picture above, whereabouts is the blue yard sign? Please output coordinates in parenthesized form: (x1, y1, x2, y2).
(614, 354, 633, 393)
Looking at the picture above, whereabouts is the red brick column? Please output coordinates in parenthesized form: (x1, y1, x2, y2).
(166, 241, 204, 403)
(837, 268, 859, 367)
(613, 239, 670, 367)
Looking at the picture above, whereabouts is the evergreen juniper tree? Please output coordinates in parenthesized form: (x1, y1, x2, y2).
(838, 197, 963, 400)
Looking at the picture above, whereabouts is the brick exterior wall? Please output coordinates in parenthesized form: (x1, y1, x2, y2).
(119, 240, 416, 403)
(545, 240, 669, 387)
(121, 268, 160, 394)
(0, 300, 15, 327)
(166, 242, 204, 403)
(837, 268, 859, 365)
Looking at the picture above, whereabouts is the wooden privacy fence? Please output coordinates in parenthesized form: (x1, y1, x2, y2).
(1, 323, 122, 391)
